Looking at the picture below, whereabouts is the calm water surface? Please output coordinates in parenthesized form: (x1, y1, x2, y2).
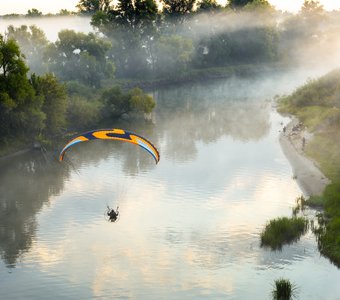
(1, 74, 339, 299)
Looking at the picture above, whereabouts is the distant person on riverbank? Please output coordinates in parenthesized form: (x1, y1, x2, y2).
(302, 137, 306, 150)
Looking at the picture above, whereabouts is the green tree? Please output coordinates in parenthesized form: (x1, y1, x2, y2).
(227, 0, 253, 8)
(243, 0, 272, 11)
(101, 86, 155, 118)
(91, 0, 159, 77)
(58, 9, 73, 16)
(154, 35, 193, 76)
(77, 0, 112, 13)
(129, 87, 156, 114)
(197, 0, 222, 13)
(6, 25, 49, 75)
(30, 74, 67, 136)
(45, 30, 115, 87)
(67, 96, 102, 130)
(161, 0, 197, 22)
(301, 0, 324, 14)
(0, 35, 44, 139)
(26, 8, 43, 17)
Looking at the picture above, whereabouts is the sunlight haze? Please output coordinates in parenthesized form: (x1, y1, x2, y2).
(1, 0, 340, 15)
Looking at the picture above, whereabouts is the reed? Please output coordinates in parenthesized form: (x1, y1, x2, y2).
(272, 278, 297, 300)
(261, 217, 308, 250)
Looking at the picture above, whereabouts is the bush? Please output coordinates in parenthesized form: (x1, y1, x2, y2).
(67, 96, 102, 130)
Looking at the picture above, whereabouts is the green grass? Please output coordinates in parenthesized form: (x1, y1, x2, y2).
(272, 278, 297, 300)
(305, 195, 324, 208)
(261, 217, 308, 250)
(277, 68, 340, 266)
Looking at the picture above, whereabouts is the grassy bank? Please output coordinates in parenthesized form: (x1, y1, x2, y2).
(278, 68, 340, 266)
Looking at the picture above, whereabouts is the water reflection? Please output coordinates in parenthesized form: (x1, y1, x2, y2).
(153, 78, 271, 162)
(0, 152, 69, 267)
(1, 74, 340, 299)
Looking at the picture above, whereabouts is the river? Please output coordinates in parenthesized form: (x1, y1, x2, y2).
(0, 72, 339, 299)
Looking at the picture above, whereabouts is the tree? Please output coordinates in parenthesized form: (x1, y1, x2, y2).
(0, 35, 45, 139)
(58, 9, 73, 16)
(161, 0, 197, 22)
(91, 0, 159, 77)
(101, 86, 155, 118)
(6, 25, 49, 75)
(227, 0, 253, 8)
(197, 0, 222, 13)
(300, 0, 325, 27)
(154, 35, 193, 76)
(301, 0, 324, 14)
(45, 30, 115, 87)
(0, 35, 33, 107)
(30, 74, 67, 135)
(77, 0, 112, 13)
(26, 8, 43, 17)
(243, 0, 272, 11)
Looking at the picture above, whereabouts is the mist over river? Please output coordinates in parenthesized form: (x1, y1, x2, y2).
(1, 72, 340, 299)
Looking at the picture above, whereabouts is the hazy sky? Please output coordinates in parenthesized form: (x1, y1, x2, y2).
(0, 0, 340, 15)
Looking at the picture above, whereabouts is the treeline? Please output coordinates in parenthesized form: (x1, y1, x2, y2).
(1, 0, 340, 150)
(4, 0, 340, 82)
(0, 34, 155, 150)
(278, 69, 340, 266)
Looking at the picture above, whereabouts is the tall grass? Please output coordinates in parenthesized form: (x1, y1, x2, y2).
(261, 217, 308, 250)
(272, 278, 297, 300)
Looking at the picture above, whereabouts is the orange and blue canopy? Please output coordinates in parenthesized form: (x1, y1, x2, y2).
(59, 129, 160, 164)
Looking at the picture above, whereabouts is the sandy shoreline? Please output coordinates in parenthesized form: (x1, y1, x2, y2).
(279, 117, 330, 197)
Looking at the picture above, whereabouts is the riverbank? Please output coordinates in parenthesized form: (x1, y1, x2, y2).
(279, 117, 330, 197)
(115, 63, 290, 92)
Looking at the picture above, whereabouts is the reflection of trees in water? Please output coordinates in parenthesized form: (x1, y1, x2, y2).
(57, 78, 272, 170)
(152, 79, 271, 162)
(163, 228, 312, 270)
(0, 152, 69, 267)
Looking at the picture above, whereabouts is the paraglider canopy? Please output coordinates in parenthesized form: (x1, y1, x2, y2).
(59, 128, 160, 164)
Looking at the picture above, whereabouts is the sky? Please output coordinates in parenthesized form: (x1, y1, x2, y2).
(0, 0, 340, 15)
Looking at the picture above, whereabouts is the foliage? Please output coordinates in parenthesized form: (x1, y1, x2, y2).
(260, 217, 308, 250)
(67, 96, 102, 130)
(272, 278, 297, 300)
(65, 81, 98, 99)
(197, 0, 222, 13)
(101, 86, 155, 118)
(26, 8, 43, 17)
(58, 9, 74, 16)
(305, 195, 324, 207)
(30, 74, 68, 136)
(91, 0, 159, 77)
(45, 30, 115, 87)
(0, 35, 44, 140)
(77, 0, 112, 13)
(228, 0, 254, 8)
(278, 68, 340, 266)
(6, 25, 49, 75)
(154, 35, 194, 76)
(162, 0, 196, 22)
